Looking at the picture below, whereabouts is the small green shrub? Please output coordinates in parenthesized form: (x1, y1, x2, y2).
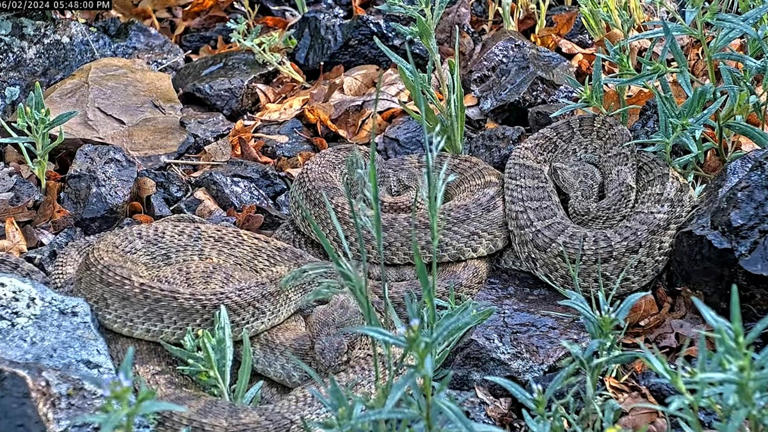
(374, 0, 465, 154)
(0, 82, 77, 193)
(78, 347, 186, 432)
(641, 285, 768, 431)
(228, 0, 304, 83)
(162, 305, 263, 406)
(560, 0, 768, 183)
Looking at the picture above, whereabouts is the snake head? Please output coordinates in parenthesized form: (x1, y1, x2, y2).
(314, 334, 353, 372)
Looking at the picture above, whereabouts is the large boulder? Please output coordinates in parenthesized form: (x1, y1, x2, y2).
(465, 31, 574, 124)
(60, 144, 138, 235)
(172, 50, 274, 118)
(444, 269, 587, 390)
(669, 150, 768, 322)
(43, 58, 189, 168)
(0, 275, 115, 432)
(290, 11, 428, 75)
(0, 15, 183, 116)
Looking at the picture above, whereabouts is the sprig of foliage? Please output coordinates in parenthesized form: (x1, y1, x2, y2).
(640, 285, 768, 432)
(562, 0, 768, 182)
(0, 82, 77, 193)
(374, 0, 465, 154)
(161, 306, 263, 406)
(77, 347, 186, 432)
(228, 1, 304, 83)
(579, 0, 645, 41)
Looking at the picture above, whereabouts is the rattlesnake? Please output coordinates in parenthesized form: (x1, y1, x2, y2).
(502, 115, 695, 293)
(46, 146, 501, 431)
(34, 115, 693, 430)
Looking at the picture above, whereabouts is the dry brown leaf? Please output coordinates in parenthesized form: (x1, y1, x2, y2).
(311, 137, 328, 150)
(304, 103, 340, 134)
(201, 138, 232, 162)
(474, 385, 516, 427)
(626, 293, 660, 326)
(193, 188, 225, 219)
(127, 201, 144, 215)
(342, 65, 381, 97)
(0, 217, 27, 257)
(256, 16, 290, 30)
(256, 94, 310, 122)
(226, 204, 265, 233)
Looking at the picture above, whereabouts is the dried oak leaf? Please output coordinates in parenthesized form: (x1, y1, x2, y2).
(474, 385, 516, 427)
(0, 217, 27, 257)
(226, 205, 265, 233)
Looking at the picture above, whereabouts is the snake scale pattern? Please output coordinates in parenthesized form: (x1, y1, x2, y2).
(38, 115, 693, 431)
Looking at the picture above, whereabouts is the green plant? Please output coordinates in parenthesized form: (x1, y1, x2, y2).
(228, 0, 304, 83)
(78, 347, 186, 432)
(579, 0, 645, 41)
(0, 82, 77, 193)
(640, 285, 768, 431)
(161, 306, 263, 405)
(294, 0, 307, 15)
(374, 0, 465, 154)
(561, 0, 768, 182)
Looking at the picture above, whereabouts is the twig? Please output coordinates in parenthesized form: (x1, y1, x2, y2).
(164, 160, 226, 166)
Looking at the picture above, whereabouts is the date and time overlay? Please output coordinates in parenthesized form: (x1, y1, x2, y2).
(0, 0, 111, 11)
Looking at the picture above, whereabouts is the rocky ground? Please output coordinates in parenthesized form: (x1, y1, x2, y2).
(0, 2, 766, 431)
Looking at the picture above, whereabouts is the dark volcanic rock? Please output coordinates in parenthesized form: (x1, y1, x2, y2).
(527, 103, 570, 132)
(138, 169, 188, 218)
(0, 163, 42, 207)
(60, 145, 138, 235)
(466, 31, 574, 125)
(669, 149, 768, 322)
(172, 50, 274, 118)
(258, 119, 315, 159)
(466, 125, 526, 171)
(179, 107, 234, 156)
(0, 275, 115, 432)
(291, 11, 428, 75)
(0, 15, 183, 116)
(376, 116, 426, 159)
(444, 269, 587, 391)
(177, 22, 232, 54)
(629, 98, 659, 142)
(23, 228, 84, 276)
(193, 160, 289, 229)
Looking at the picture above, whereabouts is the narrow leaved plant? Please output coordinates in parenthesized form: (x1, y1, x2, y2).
(0, 82, 77, 192)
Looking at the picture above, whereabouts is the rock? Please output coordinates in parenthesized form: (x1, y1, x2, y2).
(260, 0, 348, 18)
(629, 98, 659, 142)
(172, 50, 274, 118)
(193, 160, 289, 229)
(527, 103, 570, 132)
(177, 22, 232, 54)
(23, 227, 83, 276)
(376, 116, 426, 159)
(44, 57, 189, 169)
(0, 275, 115, 432)
(178, 107, 234, 156)
(465, 125, 526, 171)
(257, 118, 315, 159)
(92, 18, 184, 72)
(0, 254, 48, 284)
(138, 169, 188, 218)
(444, 269, 587, 391)
(0, 15, 183, 116)
(669, 149, 768, 322)
(291, 11, 428, 75)
(60, 145, 138, 235)
(0, 163, 42, 210)
(446, 390, 496, 426)
(466, 31, 574, 123)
